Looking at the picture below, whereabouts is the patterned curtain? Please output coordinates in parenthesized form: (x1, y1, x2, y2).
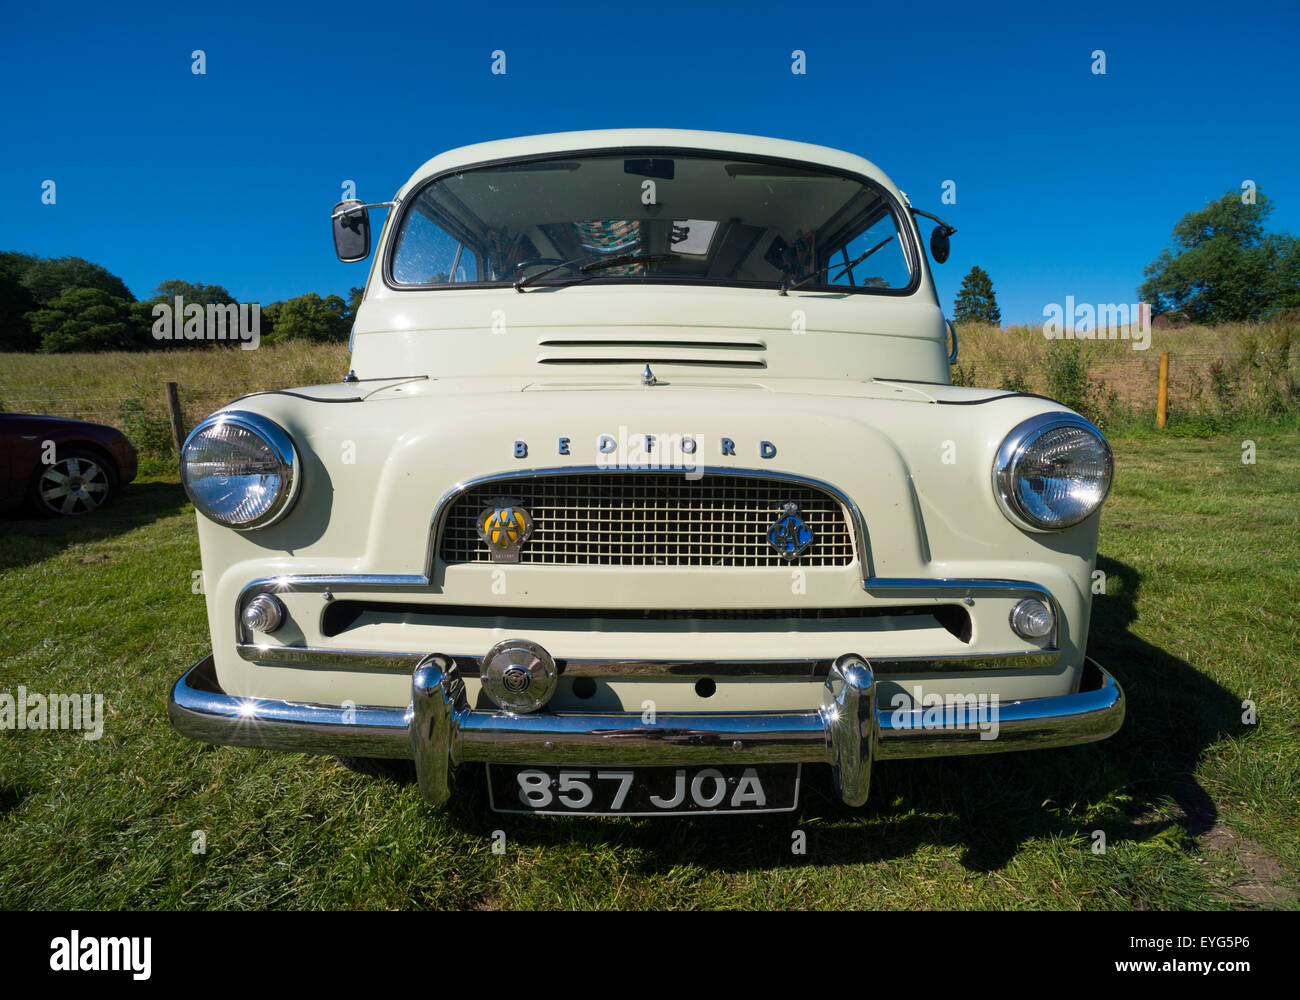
(574, 220, 644, 275)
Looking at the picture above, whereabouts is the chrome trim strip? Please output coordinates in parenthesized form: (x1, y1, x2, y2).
(169, 654, 1125, 807)
(235, 573, 1060, 649)
(235, 645, 1060, 674)
(234, 574, 427, 647)
(861, 577, 1059, 647)
(859, 650, 1060, 673)
(236, 586, 1058, 656)
(236, 644, 427, 669)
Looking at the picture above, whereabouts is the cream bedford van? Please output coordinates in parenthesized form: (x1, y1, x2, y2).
(168, 129, 1123, 816)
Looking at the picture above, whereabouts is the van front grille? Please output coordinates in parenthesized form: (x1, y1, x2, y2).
(438, 472, 855, 567)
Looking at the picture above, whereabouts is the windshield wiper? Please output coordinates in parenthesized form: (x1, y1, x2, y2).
(580, 252, 680, 274)
(514, 252, 681, 291)
(514, 255, 593, 292)
(779, 236, 894, 294)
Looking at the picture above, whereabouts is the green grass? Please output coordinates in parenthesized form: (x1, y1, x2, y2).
(1, 430, 1298, 910)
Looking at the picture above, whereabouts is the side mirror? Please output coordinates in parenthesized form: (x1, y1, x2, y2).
(911, 208, 957, 265)
(332, 200, 371, 262)
(929, 227, 951, 264)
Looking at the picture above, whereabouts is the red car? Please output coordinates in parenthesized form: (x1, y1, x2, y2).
(0, 413, 138, 517)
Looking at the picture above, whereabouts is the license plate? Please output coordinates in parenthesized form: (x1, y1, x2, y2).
(486, 763, 801, 816)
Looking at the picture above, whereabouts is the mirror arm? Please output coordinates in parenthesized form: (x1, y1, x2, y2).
(910, 207, 957, 236)
(331, 201, 396, 220)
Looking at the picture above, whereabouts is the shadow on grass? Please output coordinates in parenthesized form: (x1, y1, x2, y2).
(0, 784, 33, 817)
(429, 554, 1243, 875)
(0, 480, 191, 573)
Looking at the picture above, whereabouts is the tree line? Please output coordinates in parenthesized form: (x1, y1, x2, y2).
(3, 187, 1295, 351)
(954, 187, 1298, 327)
(0, 251, 362, 352)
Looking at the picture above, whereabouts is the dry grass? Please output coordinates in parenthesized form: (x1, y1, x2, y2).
(0, 319, 1295, 463)
(953, 320, 1298, 419)
(0, 342, 351, 439)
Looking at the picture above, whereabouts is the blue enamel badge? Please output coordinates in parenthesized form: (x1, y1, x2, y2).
(767, 502, 813, 561)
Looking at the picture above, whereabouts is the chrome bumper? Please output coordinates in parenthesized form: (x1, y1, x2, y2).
(168, 654, 1124, 807)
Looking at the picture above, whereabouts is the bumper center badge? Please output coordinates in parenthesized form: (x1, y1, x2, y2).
(501, 665, 532, 693)
(481, 639, 557, 713)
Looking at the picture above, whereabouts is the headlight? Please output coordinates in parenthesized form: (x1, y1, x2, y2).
(181, 411, 300, 529)
(993, 413, 1113, 530)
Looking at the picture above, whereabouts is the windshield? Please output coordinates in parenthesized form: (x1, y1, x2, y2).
(387, 152, 915, 293)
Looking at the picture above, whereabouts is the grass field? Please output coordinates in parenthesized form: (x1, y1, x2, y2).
(0, 317, 1295, 466)
(1, 426, 1297, 909)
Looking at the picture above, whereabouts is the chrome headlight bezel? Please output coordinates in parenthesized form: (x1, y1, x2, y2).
(993, 412, 1113, 531)
(181, 410, 300, 530)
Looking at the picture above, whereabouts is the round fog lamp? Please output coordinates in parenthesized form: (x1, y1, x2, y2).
(1009, 598, 1055, 639)
(242, 594, 285, 634)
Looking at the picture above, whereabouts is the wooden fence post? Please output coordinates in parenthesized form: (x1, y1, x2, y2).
(1156, 351, 1169, 428)
(165, 381, 185, 454)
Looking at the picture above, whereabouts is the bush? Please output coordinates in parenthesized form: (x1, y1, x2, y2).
(1208, 361, 1240, 412)
(1039, 340, 1094, 416)
(998, 367, 1029, 393)
(1163, 414, 1226, 438)
(950, 362, 977, 387)
(117, 394, 175, 459)
(28, 287, 144, 353)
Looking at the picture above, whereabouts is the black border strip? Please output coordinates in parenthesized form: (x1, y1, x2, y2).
(872, 378, 1065, 407)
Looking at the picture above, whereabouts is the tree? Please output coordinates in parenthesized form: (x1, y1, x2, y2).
(2, 253, 140, 351)
(147, 279, 237, 307)
(20, 255, 133, 304)
(1138, 189, 1300, 323)
(346, 285, 365, 321)
(139, 279, 242, 348)
(26, 287, 142, 352)
(262, 292, 351, 343)
(0, 252, 40, 350)
(953, 266, 1001, 324)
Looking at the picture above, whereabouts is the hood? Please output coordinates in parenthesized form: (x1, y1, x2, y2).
(350, 285, 949, 384)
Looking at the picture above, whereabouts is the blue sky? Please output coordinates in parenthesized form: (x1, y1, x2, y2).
(3, 0, 1298, 326)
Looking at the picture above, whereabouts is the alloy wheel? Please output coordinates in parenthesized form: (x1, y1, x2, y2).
(38, 455, 112, 515)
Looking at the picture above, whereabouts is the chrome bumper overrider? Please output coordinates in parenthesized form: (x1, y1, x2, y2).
(168, 654, 1124, 807)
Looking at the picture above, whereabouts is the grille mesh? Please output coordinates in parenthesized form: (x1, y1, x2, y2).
(439, 473, 855, 567)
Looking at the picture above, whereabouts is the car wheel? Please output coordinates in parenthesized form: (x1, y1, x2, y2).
(27, 448, 119, 517)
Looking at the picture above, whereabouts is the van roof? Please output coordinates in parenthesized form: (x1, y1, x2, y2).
(399, 129, 902, 200)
